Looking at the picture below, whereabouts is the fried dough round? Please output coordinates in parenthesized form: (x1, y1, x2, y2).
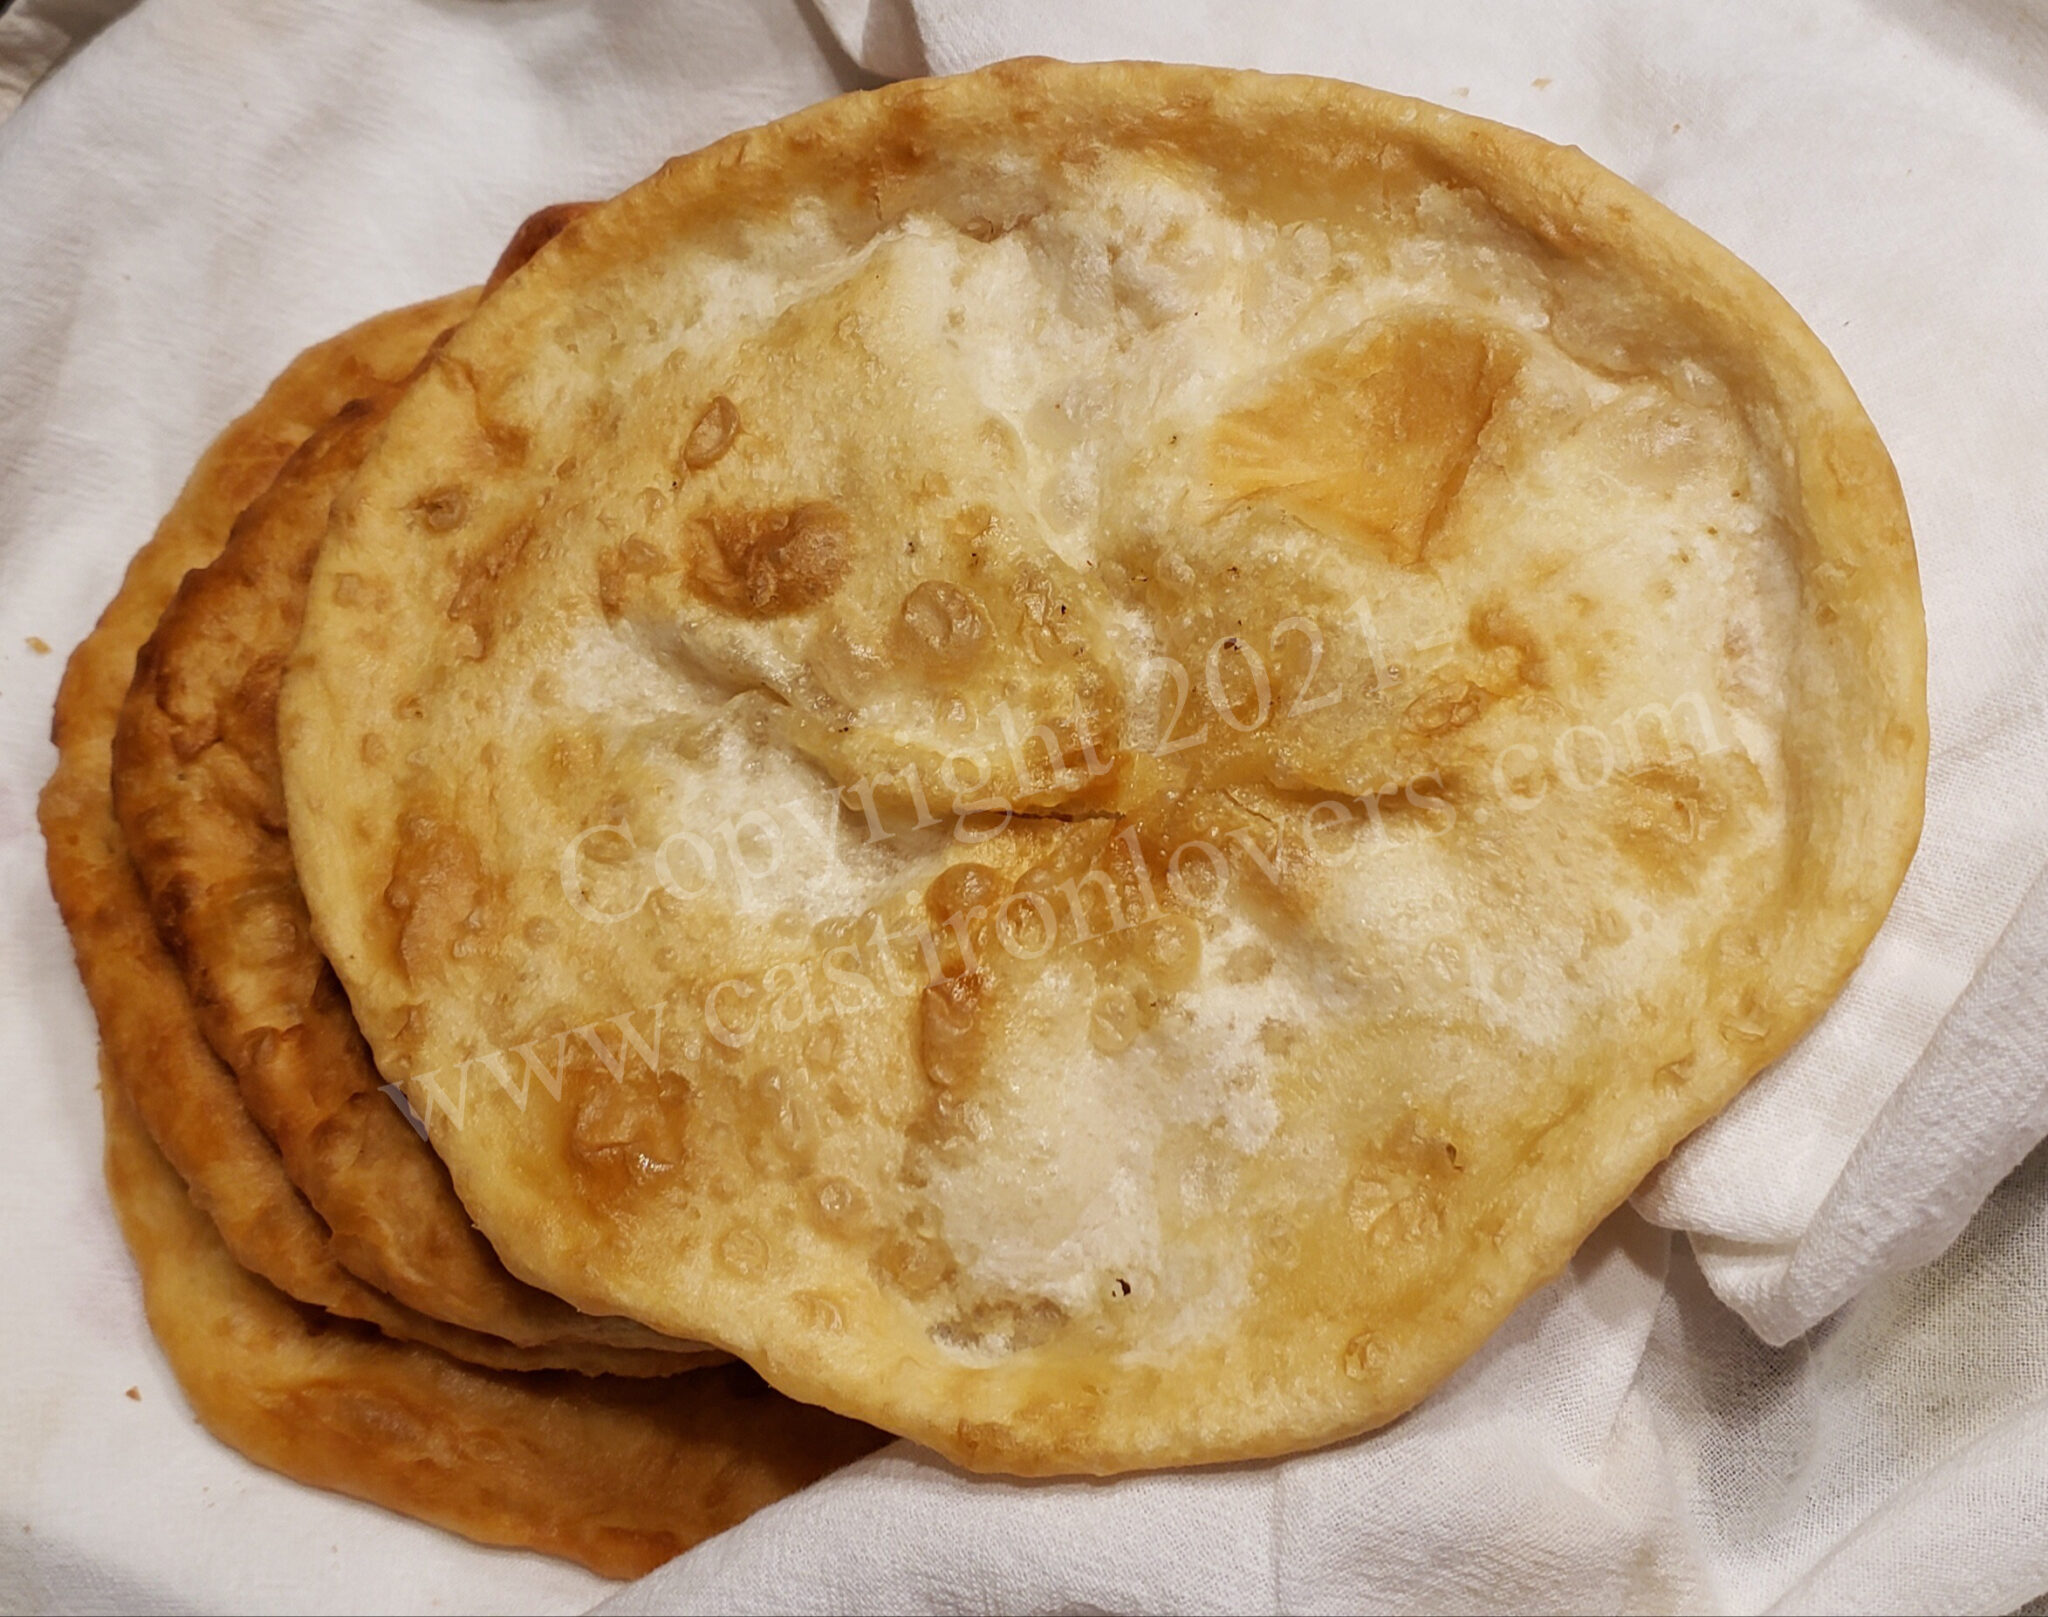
(282, 60, 1927, 1471)
(42, 293, 709, 1376)
(99, 1074, 882, 1578)
(110, 234, 711, 1363)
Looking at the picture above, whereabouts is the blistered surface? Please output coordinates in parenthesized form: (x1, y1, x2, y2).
(280, 63, 1921, 1472)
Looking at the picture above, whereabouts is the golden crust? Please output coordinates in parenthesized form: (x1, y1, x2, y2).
(99, 1075, 883, 1579)
(283, 60, 1926, 1472)
(110, 307, 705, 1364)
(40, 293, 708, 1376)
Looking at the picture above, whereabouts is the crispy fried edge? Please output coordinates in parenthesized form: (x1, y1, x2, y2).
(100, 1072, 884, 1578)
(38, 292, 712, 1376)
(110, 263, 716, 1362)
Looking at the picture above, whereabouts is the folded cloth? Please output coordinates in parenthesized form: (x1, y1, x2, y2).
(608, 1164, 2048, 1615)
(1, 1, 2043, 1612)
(0, 0, 135, 119)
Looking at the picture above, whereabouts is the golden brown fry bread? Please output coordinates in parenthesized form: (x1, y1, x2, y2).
(42, 292, 708, 1375)
(100, 1074, 884, 1578)
(486, 201, 599, 292)
(283, 61, 1927, 1473)
(111, 224, 712, 1361)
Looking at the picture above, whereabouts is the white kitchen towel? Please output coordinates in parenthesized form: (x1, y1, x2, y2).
(0, 1, 2043, 1613)
(0, 0, 132, 119)
(609, 1160, 2048, 1616)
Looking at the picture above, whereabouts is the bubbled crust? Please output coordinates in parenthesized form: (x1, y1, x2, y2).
(100, 1077, 882, 1579)
(40, 293, 708, 1375)
(281, 60, 1926, 1472)
(109, 238, 715, 1365)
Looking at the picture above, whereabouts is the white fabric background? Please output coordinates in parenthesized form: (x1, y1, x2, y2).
(0, 1, 131, 118)
(0, 1, 2042, 1611)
